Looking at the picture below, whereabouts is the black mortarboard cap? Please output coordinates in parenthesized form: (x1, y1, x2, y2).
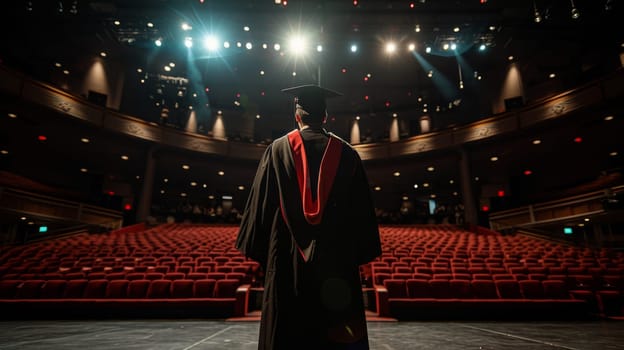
(281, 84, 342, 117)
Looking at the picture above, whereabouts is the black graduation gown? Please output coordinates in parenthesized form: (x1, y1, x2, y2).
(236, 128, 382, 350)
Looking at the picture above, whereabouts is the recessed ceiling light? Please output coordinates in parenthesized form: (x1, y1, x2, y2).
(423, 183, 430, 188)
(180, 193, 187, 197)
(0, 150, 8, 155)
(507, 55, 514, 61)
(256, 114, 261, 119)
(604, 115, 614, 121)
(532, 139, 541, 145)
(160, 190, 165, 194)
(427, 166, 435, 172)
(208, 195, 215, 199)
(475, 177, 480, 181)
(453, 192, 458, 196)
(490, 156, 499, 162)
(80, 168, 88, 173)
(243, 26, 250, 31)
(453, 26, 460, 32)
(549, 73, 556, 78)
(54, 62, 62, 67)
(81, 138, 90, 143)
(120, 155, 129, 160)
(584, 218, 590, 222)
(163, 178, 169, 182)
(63, 70, 70, 75)
(393, 171, 401, 177)
(8, 113, 17, 118)
(430, 194, 437, 199)
(402, 196, 409, 201)
(413, 184, 419, 189)
(113, 20, 120, 26)
(238, 186, 245, 190)
(136, 175, 140, 180)
(182, 165, 190, 170)
(218, 171, 225, 176)
(610, 151, 618, 156)
(190, 182, 197, 186)
(374, 186, 381, 191)
(100, 52, 107, 57)
(20, 216, 27, 221)
(202, 184, 207, 188)
(147, 22, 154, 28)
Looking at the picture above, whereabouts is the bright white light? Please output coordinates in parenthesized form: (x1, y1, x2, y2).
(450, 43, 457, 50)
(262, 43, 268, 49)
(203, 36, 219, 51)
(114, 20, 120, 26)
(223, 41, 230, 48)
(425, 46, 431, 53)
(350, 44, 358, 53)
(184, 37, 193, 48)
(274, 43, 281, 51)
(169, 62, 175, 67)
(292, 71, 297, 76)
(260, 70, 265, 75)
(181, 23, 192, 31)
(316, 44, 323, 52)
(236, 42, 242, 47)
(479, 44, 486, 51)
(385, 42, 397, 54)
(408, 43, 416, 51)
(287, 35, 307, 55)
(164, 66, 171, 72)
(100, 52, 107, 57)
(155, 39, 162, 47)
(443, 43, 449, 50)
(147, 22, 154, 28)
(453, 26, 460, 32)
(243, 26, 250, 31)
(415, 24, 421, 32)
(245, 42, 253, 50)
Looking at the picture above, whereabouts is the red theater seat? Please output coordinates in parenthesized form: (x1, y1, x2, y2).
(0, 280, 21, 298)
(207, 272, 227, 281)
(106, 280, 129, 298)
(429, 279, 452, 298)
(471, 280, 498, 299)
(449, 279, 472, 298)
(15, 280, 45, 298)
(40, 280, 66, 298)
(214, 279, 239, 298)
(187, 273, 208, 280)
(171, 280, 195, 298)
(384, 279, 407, 299)
(147, 280, 172, 298)
(127, 280, 150, 298)
(63, 279, 88, 298)
(406, 279, 430, 298)
(194, 279, 216, 298)
(542, 280, 569, 299)
(126, 273, 145, 281)
(519, 280, 544, 299)
(145, 272, 164, 281)
(83, 279, 109, 298)
(165, 272, 185, 281)
(495, 280, 522, 299)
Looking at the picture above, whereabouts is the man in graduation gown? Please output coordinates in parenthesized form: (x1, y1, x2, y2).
(236, 84, 382, 350)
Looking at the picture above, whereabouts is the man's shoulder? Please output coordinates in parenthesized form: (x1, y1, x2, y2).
(328, 133, 359, 156)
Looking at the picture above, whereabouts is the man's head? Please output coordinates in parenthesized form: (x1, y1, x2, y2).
(281, 84, 342, 128)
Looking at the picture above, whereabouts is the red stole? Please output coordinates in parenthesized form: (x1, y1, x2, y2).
(287, 129, 342, 225)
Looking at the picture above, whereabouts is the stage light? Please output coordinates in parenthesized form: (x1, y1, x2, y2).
(605, 115, 614, 121)
(114, 20, 120, 26)
(479, 44, 486, 51)
(260, 70, 265, 75)
(218, 171, 225, 176)
(442, 43, 449, 50)
(385, 42, 397, 54)
(350, 44, 358, 53)
(181, 23, 192, 31)
(427, 70, 433, 78)
(273, 43, 281, 51)
(408, 43, 416, 51)
(169, 62, 175, 67)
(80, 168, 88, 173)
(287, 35, 308, 55)
(262, 43, 268, 49)
(549, 73, 556, 78)
(532, 139, 541, 145)
(415, 25, 421, 32)
(317, 44, 323, 52)
(570, 0, 580, 19)
(425, 46, 431, 53)
(155, 38, 162, 47)
(223, 41, 230, 48)
(63, 70, 69, 75)
(450, 43, 457, 50)
(164, 66, 171, 72)
(453, 26, 460, 32)
(245, 42, 253, 50)
(121, 155, 129, 160)
(203, 36, 219, 51)
(147, 22, 154, 28)
(243, 26, 250, 32)
(184, 37, 193, 48)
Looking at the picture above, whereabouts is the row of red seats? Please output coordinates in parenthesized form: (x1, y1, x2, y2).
(1, 271, 249, 281)
(0, 278, 240, 299)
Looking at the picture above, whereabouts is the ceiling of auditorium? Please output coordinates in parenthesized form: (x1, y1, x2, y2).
(0, 0, 623, 229)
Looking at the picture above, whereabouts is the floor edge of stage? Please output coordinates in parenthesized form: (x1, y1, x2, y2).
(226, 310, 398, 322)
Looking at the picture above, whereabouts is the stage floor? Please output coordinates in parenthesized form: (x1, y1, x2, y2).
(0, 319, 623, 349)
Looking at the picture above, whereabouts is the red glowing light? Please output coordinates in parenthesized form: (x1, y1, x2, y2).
(364, 95, 369, 101)
(282, 0, 287, 6)
(341, 68, 347, 73)
(574, 137, 582, 143)
(236, 93, 241, 98)
(364, 76, 369, 82)
(124, 204, 132, 211)
(385, 101, 391, 107)
(497, 190, 505, 197)
(410, 3, 415, 8)
(482, 205, 490, 212)
(524, 170, 532, 176)
(260, 91, 265, 96)
(38, 135, 47, 141)
(353, 0, 358, 6)
(108, 191, 115, 196)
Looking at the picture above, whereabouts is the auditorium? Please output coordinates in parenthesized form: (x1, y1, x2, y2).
(0, 1, 623, 349)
